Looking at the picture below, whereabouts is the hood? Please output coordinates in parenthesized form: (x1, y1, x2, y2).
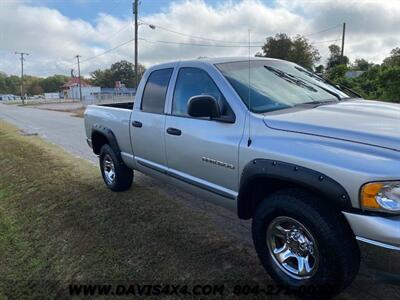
(263, 100, 400, 151)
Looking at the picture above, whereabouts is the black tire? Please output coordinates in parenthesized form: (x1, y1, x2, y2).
(99, 144, 133, 191)
(252, 188, 360, 298)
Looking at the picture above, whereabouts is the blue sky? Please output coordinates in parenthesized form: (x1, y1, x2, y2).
(29, 0, 276, 24)
(1, 0, 399, 76)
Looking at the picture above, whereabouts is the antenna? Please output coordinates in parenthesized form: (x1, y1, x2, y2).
(247, 29, 252, 147)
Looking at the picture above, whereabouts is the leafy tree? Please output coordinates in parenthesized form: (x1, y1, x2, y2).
(90, 69, 113, 88)
(288, 35, 321, 70)
(351, 66, 381, 99)
(326, 64, 349, 82)
(382, 47, 400, 67)
(0, 73, 20, 94)
(353, 58, 373, 71)
(109, 60, 135, 87)
(258, 33, 320, 69)
(315, 65, 324, 74)
(378, 66, 400, 102)
(41, 75, 69, 92)
(260, 33, 292, 60)
(28, 81, 44, 95)
(90, 60, 146, 88)
(326, 44, 349, 69)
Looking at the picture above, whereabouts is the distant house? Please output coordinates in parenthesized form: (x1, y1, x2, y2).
(345, 71, 365, 79)
(60, 77, 100, 100)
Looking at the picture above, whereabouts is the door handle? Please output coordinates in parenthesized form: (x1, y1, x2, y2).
(166, 127, 181, 136)
(132, 121, 142, 128)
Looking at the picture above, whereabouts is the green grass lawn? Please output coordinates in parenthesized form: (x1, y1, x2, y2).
(0, 121, 270, 299)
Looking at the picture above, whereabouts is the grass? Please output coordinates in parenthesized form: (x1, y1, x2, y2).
(1, 121, 398, 299)
(0, 121, 270, 299)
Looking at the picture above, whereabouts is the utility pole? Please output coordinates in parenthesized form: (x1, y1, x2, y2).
(133, 0, 139, 88)
(15, 51, 29, 104)
(75, 55, 83, 102)
(341, 22, 346, 63)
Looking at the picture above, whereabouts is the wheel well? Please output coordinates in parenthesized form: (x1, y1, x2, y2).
(237, 159, 351, 220)
(91, 131, 109, 155)
(237, 176, 343, 220)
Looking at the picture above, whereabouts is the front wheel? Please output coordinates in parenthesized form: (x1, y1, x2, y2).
(252, 188, 360, 297)
(99, 144, 133, 191)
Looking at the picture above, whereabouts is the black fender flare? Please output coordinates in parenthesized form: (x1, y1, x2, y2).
(237, 159, 351, 219)
(91, 124, 122, 161)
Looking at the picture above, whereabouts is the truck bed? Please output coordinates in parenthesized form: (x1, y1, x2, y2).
(99, 102, 133, 109)
(84, 104, 133, 157)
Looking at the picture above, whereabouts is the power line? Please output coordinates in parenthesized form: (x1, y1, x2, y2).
(302, 24, 342, 37)
(139, 19, 253, 44)
(311, 38, 342, 45)
(139, 37, 263, 47)
(62, 21, 344, 71)
(67, 35, 343, 70)
(139, 19, 342, 45)
(69, 38, 134, 67)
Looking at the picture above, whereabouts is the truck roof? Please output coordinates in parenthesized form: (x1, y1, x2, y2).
(150, 56, 281, 69)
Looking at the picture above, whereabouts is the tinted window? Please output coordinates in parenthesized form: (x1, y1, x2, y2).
(141, 68, 173, 114)
(172, 68, 233, 117)
(216, 60, 350, 113)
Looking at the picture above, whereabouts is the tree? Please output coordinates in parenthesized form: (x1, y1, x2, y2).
(90, 69, 113, 88)
(378, 66, 400, 102)
(382, 47, 400, 67)
(260, 33, 292, 60)
(90, 60, 146, 88)
(327, 64, 349, 82)
(353, 58, 373, 71)
(326, 44, 349, 69)
(41, 75, 69, 92)
(258, 33, 320, 69)
(28, 82, 44, 95)
(315, 64, 324, 74)
(288, 35, 321, 70)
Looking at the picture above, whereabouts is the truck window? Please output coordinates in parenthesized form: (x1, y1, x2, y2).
(172, 67, 234, 117)
(141, 68, 173, 114)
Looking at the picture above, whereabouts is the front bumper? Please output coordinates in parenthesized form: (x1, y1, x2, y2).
(343, 212, 400, 251)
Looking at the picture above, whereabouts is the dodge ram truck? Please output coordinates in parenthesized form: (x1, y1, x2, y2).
(84, 57, 400, 296)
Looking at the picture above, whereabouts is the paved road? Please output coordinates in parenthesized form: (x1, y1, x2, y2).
(0, 103, 94, 163)
(1, 103, 399, 299)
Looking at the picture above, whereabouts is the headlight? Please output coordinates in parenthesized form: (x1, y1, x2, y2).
(361, 181, 400, 213)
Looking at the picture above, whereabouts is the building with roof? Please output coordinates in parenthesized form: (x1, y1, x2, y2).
(60, 77, 100, 100)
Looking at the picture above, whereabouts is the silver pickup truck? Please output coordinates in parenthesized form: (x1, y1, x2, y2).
(84, 57, 400, 296)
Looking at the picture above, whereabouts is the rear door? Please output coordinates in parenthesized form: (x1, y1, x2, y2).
(165, 64, 244, 198)
(131, 67, 174, 171)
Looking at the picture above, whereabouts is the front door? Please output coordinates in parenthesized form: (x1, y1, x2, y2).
(165, 67, 242, 198)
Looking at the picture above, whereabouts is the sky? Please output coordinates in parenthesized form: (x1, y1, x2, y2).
(0, 0, 399, 77)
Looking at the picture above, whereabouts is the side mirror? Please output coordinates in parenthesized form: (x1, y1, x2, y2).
(187, 95, 221, 118)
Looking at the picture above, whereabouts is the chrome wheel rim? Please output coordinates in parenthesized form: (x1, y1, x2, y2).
(103, 154, 115, 184)
(266, 216, 319, 280)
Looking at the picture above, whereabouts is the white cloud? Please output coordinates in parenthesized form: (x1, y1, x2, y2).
(0, 0, 399, 77)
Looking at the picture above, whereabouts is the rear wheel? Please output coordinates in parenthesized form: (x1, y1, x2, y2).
(99, 144, 133, 191)
(252, 188, 360, 297)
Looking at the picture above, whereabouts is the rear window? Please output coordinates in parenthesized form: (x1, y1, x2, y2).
(141, 68, 173, 114)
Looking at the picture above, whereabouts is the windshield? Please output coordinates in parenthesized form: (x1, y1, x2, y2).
(215, 60, 351, 113)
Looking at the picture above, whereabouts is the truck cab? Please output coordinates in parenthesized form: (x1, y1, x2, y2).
(85, 57, 400, 297)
